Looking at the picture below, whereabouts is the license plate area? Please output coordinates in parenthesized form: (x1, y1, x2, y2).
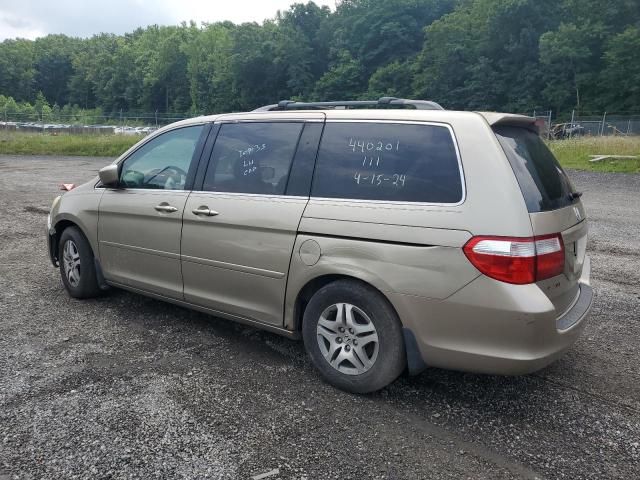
(563, 223, 587, 280)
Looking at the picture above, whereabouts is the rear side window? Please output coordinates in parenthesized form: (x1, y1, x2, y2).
(494, 126, 576, 212)
(203, 122, 303, 195)
(311, 122, 463, 203)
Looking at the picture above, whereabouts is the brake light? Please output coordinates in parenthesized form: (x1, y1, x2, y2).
(463, 234, 565, 284)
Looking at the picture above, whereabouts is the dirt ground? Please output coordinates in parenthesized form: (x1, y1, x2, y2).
(0, 155, 638, 479)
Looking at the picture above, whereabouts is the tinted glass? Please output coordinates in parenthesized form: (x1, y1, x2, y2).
(120, 125, 204, 190)
(311, 122, 462, 203)
(203, 122, 303, 194)
(494, 126, 576, 212)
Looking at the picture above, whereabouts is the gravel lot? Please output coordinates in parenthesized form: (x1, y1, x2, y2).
(0, 154, 638, 479)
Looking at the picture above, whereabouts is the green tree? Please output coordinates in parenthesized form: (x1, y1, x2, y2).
(33, 35, 81, 106)
(68, 34, 124, 112)
(538, 0, 640, 113)
(313, 50, 365, 100)
(539, 23, 597, 112)
(0, 39, 35, 101)
(330, 0, 457, 74)
(600, 26, 640, 111)
(132, 24, 193, 113)
(0, 0, 638, 117)
(367, 60, 415, 98)
(321, 0, 457, 98)
(183, 22, 237, 113)
(230, 22, 288, 109)
(413, 0, 562, 111)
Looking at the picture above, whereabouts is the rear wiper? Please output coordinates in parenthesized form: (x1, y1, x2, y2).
(568, 191, 583, 201)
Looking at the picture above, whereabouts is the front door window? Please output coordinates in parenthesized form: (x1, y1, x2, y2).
(120, 125, 204, 190)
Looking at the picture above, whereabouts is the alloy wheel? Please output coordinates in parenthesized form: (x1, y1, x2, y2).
(316, 302, 379, 375)
(62, 240, 81, 287)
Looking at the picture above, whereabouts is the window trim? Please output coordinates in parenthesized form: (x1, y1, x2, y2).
(284, 122, 325, 197)
(309, 119, 467, 207)
(197, 120, 306, 196)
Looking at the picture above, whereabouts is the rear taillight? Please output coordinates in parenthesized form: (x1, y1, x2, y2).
(463, 234, 565, 285)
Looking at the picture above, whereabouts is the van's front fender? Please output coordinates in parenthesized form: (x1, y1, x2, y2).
(48, 185, 104, 264)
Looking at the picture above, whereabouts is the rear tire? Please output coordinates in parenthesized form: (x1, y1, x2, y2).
(302, 280, 406, 393)
(58, 227, 101, 299)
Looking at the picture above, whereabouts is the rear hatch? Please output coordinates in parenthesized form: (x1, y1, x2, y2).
(494, 124, 587, 316)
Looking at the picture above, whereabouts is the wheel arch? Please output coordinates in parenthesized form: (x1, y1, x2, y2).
(51, 217, 94, 263)
(290, 273, 427, 376)
(289, 274, 400, 333)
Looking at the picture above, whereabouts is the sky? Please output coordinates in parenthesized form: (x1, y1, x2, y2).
(0, 0, 336, 41)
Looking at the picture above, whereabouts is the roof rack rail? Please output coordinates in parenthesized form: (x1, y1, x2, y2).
(252, 97, 444, 112)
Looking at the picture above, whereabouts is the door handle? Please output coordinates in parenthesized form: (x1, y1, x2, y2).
(154, 204, 178, 213)
(192, 206, 219, 217)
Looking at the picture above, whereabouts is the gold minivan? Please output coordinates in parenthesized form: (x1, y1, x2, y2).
(47, 98, 592, 393)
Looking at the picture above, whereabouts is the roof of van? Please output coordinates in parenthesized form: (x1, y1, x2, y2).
(163, 109, 537, 133)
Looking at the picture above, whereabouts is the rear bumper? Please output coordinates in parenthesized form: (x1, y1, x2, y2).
(391, 257, 593, 375)
(556, 283, 592, 331)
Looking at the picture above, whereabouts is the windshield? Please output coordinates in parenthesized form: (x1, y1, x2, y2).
(494, 126, 577, 213)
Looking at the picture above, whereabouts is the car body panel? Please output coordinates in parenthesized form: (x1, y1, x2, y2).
(283, 233, 481, 330)
(297, 217, 471, 247)
(528, 191, 588, 314)
(181, 192, 307, 326)
(98, 188, 189, 299)
(107, 279, 299, 339)
(49, 180, 103, 260)
(389, 258, 591, 374)
(534, 214, 589, 315)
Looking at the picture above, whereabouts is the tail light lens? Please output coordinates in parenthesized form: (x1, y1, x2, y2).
(463, 234, 565, 285)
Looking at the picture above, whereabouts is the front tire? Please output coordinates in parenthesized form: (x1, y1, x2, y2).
(302, 280, 406, 393)
(58, 227, 101, 299)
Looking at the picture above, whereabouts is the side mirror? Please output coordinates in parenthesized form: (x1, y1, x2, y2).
(99, 164, 120, 188)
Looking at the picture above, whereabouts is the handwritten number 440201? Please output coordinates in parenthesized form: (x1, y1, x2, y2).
(349, 138, 400, 153)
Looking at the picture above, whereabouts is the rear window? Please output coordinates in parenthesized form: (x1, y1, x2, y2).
(311, 122, 463, 203)
(494, 126, 577, 212)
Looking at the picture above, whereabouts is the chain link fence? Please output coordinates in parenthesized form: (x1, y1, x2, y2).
(0, 112, 196, 136)
(526, 110, 640, 139)
(2, 109, 640, 138)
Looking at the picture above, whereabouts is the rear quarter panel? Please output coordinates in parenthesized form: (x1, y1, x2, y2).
(284, 233, 480, 330)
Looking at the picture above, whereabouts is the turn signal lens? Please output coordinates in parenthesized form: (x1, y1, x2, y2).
(463, 234, 565, 284)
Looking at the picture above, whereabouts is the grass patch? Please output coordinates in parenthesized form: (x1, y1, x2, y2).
(0, 131, 141, 157)
(1, 130, 639, 173)
(548, 136, 640, 173)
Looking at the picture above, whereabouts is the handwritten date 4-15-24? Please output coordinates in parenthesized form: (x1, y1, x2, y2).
(354, 172, 406, 187)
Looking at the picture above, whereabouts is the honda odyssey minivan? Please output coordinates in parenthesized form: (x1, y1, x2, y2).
(47, 98, 592, 393)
